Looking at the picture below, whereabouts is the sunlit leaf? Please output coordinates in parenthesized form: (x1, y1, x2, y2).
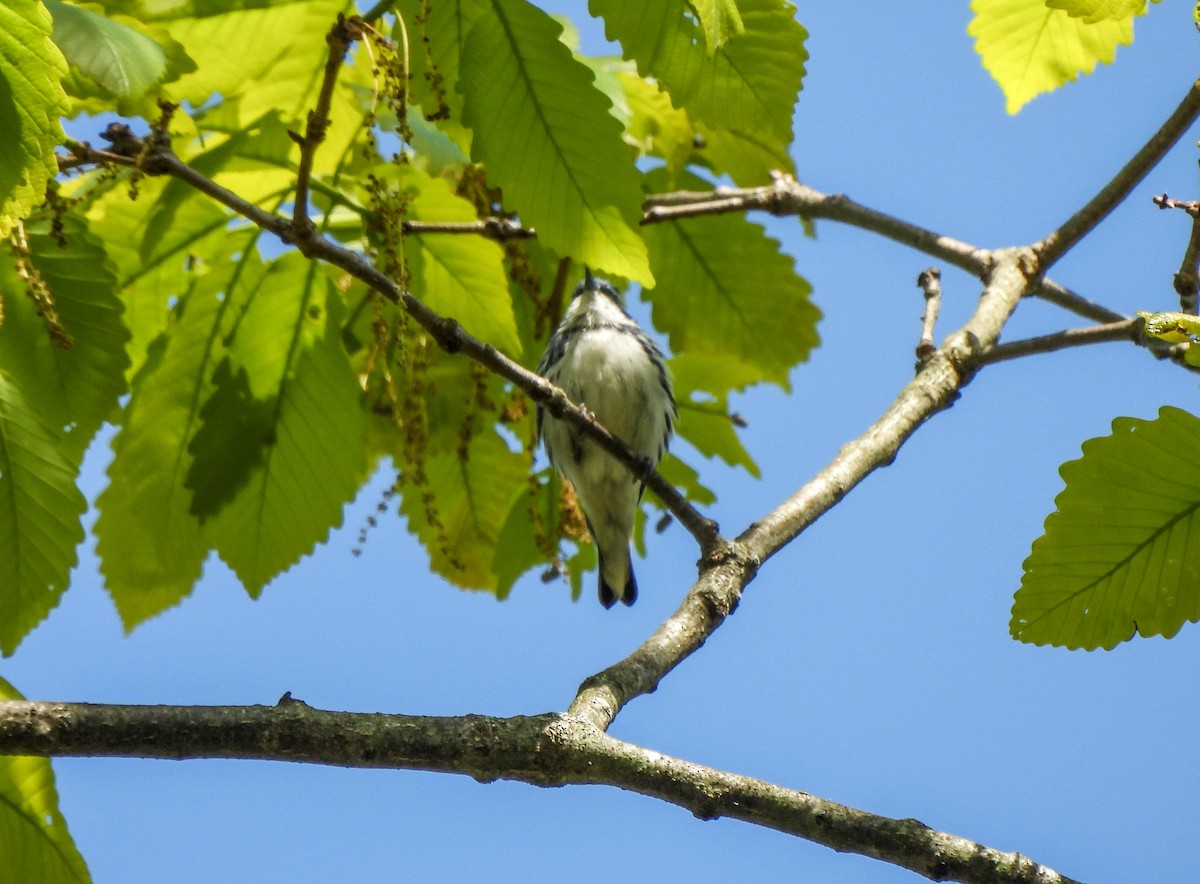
(1013, 407, 1200, 650)
(692, 0, 745, 51)
(400, 428, 529, 590)
(969, 0, 1134, 113)
(459, 0, 652, 283)
(0, 0, 67, 237)
(200, 258, 368, 594)
(591, 0, 805, 146)
(642, 172, 819, 389)
(0, 372, 85, 655)
(1045, 0, 1151, 24)
(401, 167, 521, 354)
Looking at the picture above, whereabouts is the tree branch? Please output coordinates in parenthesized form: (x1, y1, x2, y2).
(981, 319, 1142, 365)
(916, 267, 942, 363)
(291, 15, 362, 233)
(1154, 193, 1200, 313)
(1035, 78, 1200, 269)
(740, 251, 1034, 564)
(0, 699, 1081, 884)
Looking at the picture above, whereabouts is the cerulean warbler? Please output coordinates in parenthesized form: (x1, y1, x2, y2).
(537, 270, 676, 608)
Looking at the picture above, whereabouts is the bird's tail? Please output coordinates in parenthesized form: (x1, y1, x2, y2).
(598, 548, 637, 608)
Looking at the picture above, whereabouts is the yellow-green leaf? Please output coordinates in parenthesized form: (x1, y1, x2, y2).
(459, 0, 652, 283)
(969, 0, 1134, 114)
(0, 0, 67, 237)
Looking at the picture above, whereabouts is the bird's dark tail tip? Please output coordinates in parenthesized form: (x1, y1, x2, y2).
(597, 559, 637, 609)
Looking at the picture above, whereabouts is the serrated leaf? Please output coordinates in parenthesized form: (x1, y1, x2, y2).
(392, 0, 488, 125)
(0, 676, 91, 884)
(670, 353, 759, 476)
(400, 429, 529, 590)
(642, 174, 820, 389)
(1013, 407, 1200, 650)
(612, 69, 695, 172)
(0, 372, 86, 655)
(0, 0, 68, 237)
(694, 123, 795, 185)
(161, 0, 368, 166)
(591, 0, 805, 146)
(0, 216, 130, 463)
(492, 476, 558, 599)
(1046, 0, 1148, 23)
(459, 0, 651, 283)
(969, 0, 1134, 114)
(401, 168, 521, 354)
(46, 0, 169, 99)
(692, 0, 745, 51)
(94, 258, 234, 629)
(200, 258, 367, 594)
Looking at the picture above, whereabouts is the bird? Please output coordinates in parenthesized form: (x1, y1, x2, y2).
(537, 269, 676, 608)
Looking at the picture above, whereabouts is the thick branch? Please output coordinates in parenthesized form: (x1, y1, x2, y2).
(1035, 78, 1200, 268)
(0, 700, 1081, 884)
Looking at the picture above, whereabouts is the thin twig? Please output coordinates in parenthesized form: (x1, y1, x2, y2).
(292, 15, 362, 232)
(915, 267, 941, 364)
(644, 175, 987, 277)
(981, 319, 1141, 365)
(1035, 78, 1200, 269)
(1154, 193, 1200, 312)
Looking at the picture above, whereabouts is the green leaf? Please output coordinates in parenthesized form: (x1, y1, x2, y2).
(392, 0, 489, 125)
(642, 174, 820, 389)
(400, 429, 529, 591)
(969, 0, 1134, 114)
(0, 0, 68, 237)
(693, 123, 795, 185)
(492, 476, 558, 599)
(1013, 407, 1200, 650)
(46, 0, 169, 99)
(200, 258, 368, 594)
(1045, 0, 1149, 23)
(591, 0, 805, 146)
(0, 215, 130, 464)
(400, 168, 521, 354)
(692, 0, 745, 51)
(670, 353, 760, 476)
(0, 372, 86, 655)
(612, 69, 695, 173)
(0, 676, 91, 884)
(94, 255, 234, 629)
(459, 0, 652, 283)
(162, 0, 366, 162)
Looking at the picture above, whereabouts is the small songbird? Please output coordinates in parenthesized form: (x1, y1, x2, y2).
(537, 270, 676, 608)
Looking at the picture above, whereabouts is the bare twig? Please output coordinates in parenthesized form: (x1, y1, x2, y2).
(0, 700, 1083, 884)
(1154, 193, 1200, 313)
(915, 267, 942, 364)
(738, 251, 1034, 566)
(292, 15, 363, 232)
(643, 175, 987, 277)
(981, 319, 1142, 365)
(1035, 78, 1200, 269)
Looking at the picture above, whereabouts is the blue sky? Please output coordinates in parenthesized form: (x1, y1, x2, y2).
(7, 4, 1200, 883)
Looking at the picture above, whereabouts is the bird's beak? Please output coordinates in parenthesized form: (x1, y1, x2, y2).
(584, 266, 596, 289)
